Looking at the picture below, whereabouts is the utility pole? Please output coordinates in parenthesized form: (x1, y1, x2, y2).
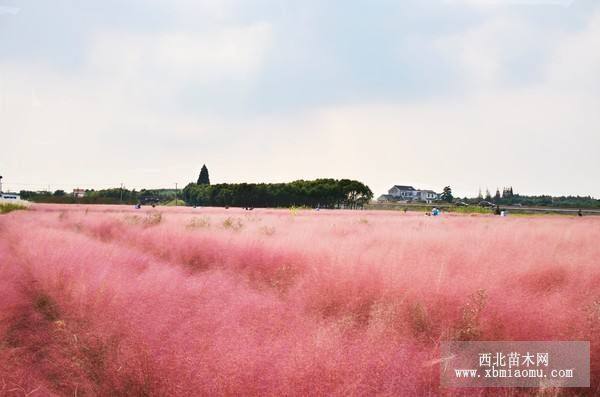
(120, 183, 124, 203)
(175, 183, 178, 206)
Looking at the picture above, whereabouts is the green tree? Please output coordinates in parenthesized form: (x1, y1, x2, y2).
(182, 179, 373, 209)
(339, 179, 373, 209)
(494, 188, 501, 202)
(485, 189, 492, 201)
(440, 186, 454, 203)
(197, 164, 210, 185)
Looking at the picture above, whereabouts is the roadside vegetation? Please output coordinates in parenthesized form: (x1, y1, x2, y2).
(367, 203, 494, 214)
(163, 199, 185, 206)
(18, 188, 179, 205)
(0, 203, 27, 214)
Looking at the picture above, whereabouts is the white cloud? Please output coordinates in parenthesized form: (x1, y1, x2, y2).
(0, 6, 20, 15)
(86, 22, 272, 85)
(434, 15, 557, 89)
(544, 12, 600, 91)
(157, 24, 272, 80)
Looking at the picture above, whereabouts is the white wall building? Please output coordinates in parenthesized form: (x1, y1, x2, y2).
(0, 176, 21, 201)
(379, 185, 439, 203)
(0, 192, 21, 200)
(73, 188, 86, 198)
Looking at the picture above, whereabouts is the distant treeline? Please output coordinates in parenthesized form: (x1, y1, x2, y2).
(182, 179, 373, 209)
(19, 189, 177, 205)
(465, 195, 600, 208)
(19, 185, 598, 209)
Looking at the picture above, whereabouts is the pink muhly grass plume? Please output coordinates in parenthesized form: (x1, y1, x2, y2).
(0, 204, 599, 395)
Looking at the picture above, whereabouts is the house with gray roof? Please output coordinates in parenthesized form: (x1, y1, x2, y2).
(378, 185, 439, 203)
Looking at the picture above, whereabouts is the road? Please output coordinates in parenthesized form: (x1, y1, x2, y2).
(500, 206, 600, 215)
(367, 202, 600, 215)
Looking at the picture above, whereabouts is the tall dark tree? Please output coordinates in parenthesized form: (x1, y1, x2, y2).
(440, 186, 454, 203)
(494, 188, 501, 202)
(502, 186, 514, 199)
(197, 165, 210, 185)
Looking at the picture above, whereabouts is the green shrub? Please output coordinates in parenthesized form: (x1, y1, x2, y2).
(0, 203, 27, 214)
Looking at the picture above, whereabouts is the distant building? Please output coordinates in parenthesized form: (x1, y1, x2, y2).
(0, 192, 20, 200)
(417, 190, 439, 202)
(379, 185, 439, 203)
(73, 188, 86, 198)
(0, 175, 21, 201)
(388, 185, 417, 200)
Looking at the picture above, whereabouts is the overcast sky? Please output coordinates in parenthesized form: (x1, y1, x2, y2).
(1, 0, 599, 197)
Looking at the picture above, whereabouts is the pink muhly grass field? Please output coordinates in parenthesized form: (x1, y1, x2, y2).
(1, 204, 599, 396)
